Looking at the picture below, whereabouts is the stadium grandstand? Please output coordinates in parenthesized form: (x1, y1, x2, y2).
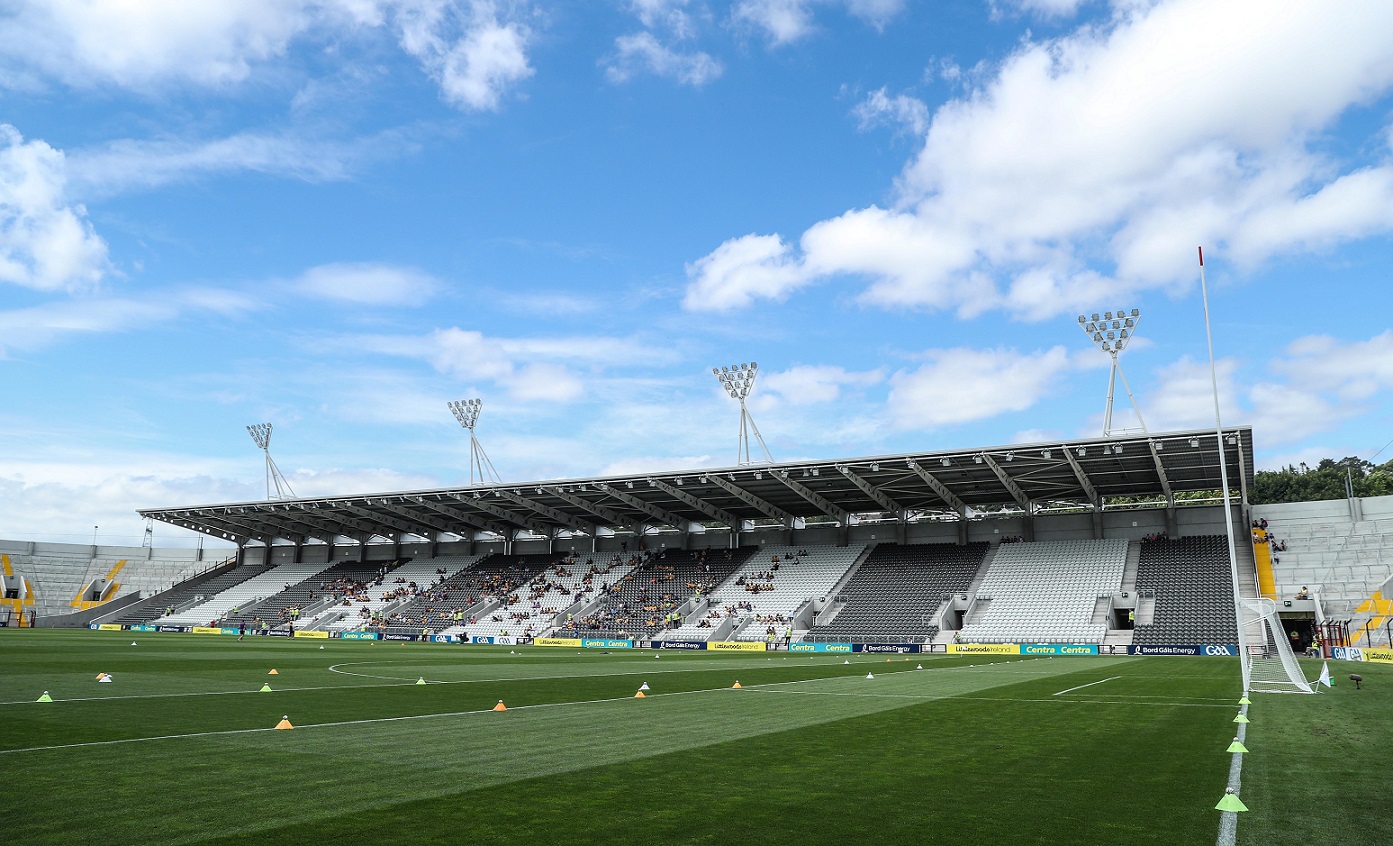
(8, 423, 1390, 664)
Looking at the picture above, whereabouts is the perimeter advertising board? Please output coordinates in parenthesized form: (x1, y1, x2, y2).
(582, 638, 634, 649)
(859, 644, 920, 654)
(655, 641, 706, 650)
(534, 637, 582, 647)
(338, 631, 379, 640)
(1128, 644, 1236, 656)
(947, 643, 1020, 655)
(1020, 644, 1099, 656)
(293, 630, 329, 639)
(1364, 647, 1393, 665)
(707, 641, 766, 652)
(788, 642, 853, 653)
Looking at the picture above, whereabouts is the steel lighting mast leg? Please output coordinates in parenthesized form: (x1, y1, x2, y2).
(713, 362, 773, 466)
(448, 398, 502, 486)
(247, 423, 296, 501)
(1078, 309, 1148, 436)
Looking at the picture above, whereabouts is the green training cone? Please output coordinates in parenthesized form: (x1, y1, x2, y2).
(1215, 789, 1248, 812)
(1238, 696, 1252, 705)
(260, 683, 273, 693)
(416, 677, 427, 685)
(1233, 713, 1249, 723)
(1226, 738, 1249, 753)
(37, 691, 53, 702)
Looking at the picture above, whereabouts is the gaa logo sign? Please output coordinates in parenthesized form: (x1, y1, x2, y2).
(1204, 645, 1236, 656)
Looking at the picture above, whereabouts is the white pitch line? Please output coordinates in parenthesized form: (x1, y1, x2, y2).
(744, 688, 1234, 708)
(1053, 676, 1120, 696)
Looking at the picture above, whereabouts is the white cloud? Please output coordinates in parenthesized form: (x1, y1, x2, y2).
(689, 1, 1393, 317)
(391, 0, 534, 111)
(683, 233, 806, 310)
(67, 128, 418, 197)
(1136, 356, 1240, 433)
(628, 0, 703, 38)
(734, 0, 903, 44)
(0, 0, 535, 111)
(887, 346, 1072, 429)
(0, 289, 258, 357)
(0, 125, 109, 293)
(605, 32, 722, 86)
(759, 364, 882, 406)
(992, 0, 1092, 19)
(295, 262, 439, 306)
(854, 87, 929, 136)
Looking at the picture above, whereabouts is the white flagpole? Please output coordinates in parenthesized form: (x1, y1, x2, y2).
(1199, 246, 1250, 693)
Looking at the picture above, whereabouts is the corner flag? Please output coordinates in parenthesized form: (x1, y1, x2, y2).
(1318, 661, 1333, 688)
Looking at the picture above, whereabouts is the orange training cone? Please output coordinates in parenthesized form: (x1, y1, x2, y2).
(275, 715, 294, 730)
(96, 673, 109, 681)
(732, 681, 742, 689)
(634, 690, 646, 698)
(492, 700, 508, 712)
(268, 669, 278, 675)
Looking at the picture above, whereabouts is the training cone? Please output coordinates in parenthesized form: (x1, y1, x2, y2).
(319, 645, 325, 650)
(886, 658, 891, 663)
(99, 675, 113, 683)
(843, 659, 850, 664)
(416, 677, 427, 685)
(866, 672, 875, 679)
(37, 691, 53, 702)
(916, 664, 923, 669)
(95, 673, 109, 681)
(634, 690, 646, 698)
(1238, 695, 1251, 705)
(1227, 737, 1249, 753)
(268, 669, 279, 675)
(654, 654, 660, 658)
(492, 700, 507, 711)
(1233, 713, 1249, 724)
(275, 715, 293, 730)
(732, 681, 742, 689)
(131, 642, 137, 646)
(260, 683, 273, 692)
(639, 682, 650, 691)
(1215, 788, 1248, 812)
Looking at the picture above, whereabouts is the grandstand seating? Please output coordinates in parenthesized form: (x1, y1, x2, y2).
(1132, 535, 1238, 645)
(957, 539, 1128, 644)
(808, 542, 988, 643)
(107, 562, 276, 625)
(563, 547, 756, 639)
(663, 544, 865, 641)
(155, 561, 334, 626)
(380, 553, 560, 637)
(326, 555, 482, 632)
(221, 559, 402, 631)
(444, 552, 642, 641)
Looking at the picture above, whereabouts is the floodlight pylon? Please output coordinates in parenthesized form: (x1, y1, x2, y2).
(246, 423, 296, 500)
(1076, 308, 1148, 436)
(448, 398, 501, 485)
(712, 362, 773, 465)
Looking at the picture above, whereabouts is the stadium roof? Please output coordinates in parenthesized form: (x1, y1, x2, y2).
(140, 426, 1254, 546)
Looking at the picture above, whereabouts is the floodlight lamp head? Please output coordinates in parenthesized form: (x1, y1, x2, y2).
(247, 423, 272, 450)
(449, 398, 482, 430)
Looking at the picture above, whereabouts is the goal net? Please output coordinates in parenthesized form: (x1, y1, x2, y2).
(1241, 597, 1314, 694)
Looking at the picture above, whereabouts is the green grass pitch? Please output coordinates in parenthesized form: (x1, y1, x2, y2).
(2, 630, 1387, 845)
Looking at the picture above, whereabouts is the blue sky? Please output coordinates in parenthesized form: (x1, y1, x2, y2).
(3, 0, 1393, 547)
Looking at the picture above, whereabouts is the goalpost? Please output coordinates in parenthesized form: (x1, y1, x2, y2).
(1241, 597, 1314, 694)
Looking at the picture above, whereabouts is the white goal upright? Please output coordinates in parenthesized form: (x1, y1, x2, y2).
(1241, 597, 1314, 694)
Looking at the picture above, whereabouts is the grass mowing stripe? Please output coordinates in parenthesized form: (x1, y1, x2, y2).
(5, 653, 1098, 846)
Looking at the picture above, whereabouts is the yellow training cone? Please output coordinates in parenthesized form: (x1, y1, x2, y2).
(732, 681, 742, 689)
(492, 700, 508, 711)
(1226, 737, 1249, 753)
(1214, 788, 1247, 812)
(275, 715, 294, 730)
(416, 677, 427, 685)
(634, 690, 646, 698)
(260, 683, 273, 692)
(268, 669, 278, 675)
(1238, 696, 1251, 705)
(37, 691, 53, 702)
(1233, 713, 1249, 724)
